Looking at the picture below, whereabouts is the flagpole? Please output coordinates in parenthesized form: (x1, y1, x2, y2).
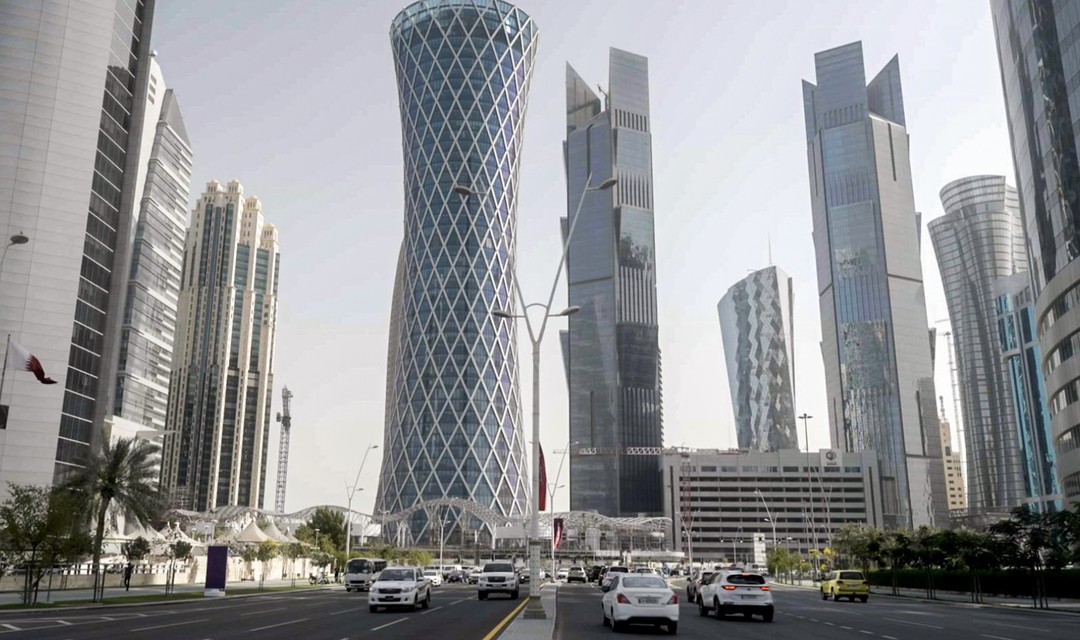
(0, 334, 9, 426)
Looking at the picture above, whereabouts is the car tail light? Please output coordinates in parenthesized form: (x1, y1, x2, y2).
(666, 594, 679, 605)
(760, 586, 771, 591)
(722, 585, 736, 591)
(616, 594, 631, 604)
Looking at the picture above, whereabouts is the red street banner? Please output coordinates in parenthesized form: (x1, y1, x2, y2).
(539, 443, 548, 511)
(553, 517, 565, 551)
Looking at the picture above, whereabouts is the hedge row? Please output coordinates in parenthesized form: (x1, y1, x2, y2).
(866, 568, 1080, 599)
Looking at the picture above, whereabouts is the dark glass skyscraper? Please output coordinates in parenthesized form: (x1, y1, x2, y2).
(803, 42, 949, 528)
(374, 0, 537, 542)
(563, 49, 664, 517)
(992, 0, 1080, 507)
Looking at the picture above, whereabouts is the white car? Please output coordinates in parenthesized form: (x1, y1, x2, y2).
(601, 573, 679, 634)
(697, 571, 773, 621)
(556, 568, 569, 581)
(601, 566, 629, 591)
(368, 566, 432, 612)
(422, 569, 443, 587)
(477, 560, 519, 600)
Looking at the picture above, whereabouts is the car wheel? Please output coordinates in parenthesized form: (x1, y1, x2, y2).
(713, 598, 724, 619)
(478, 592, 488, 600)
(511, 589, 519, 599)
(422, 592, 431, 609)
(697, 597, 708, 616)
(763, 608, 774, 623)
(602, 605, 609, 627)
(859, 596, 868, 603)
(821, 589, 829, 600)
(369, 605, 378, 613)
(611, 617, 623, 633)
(667, 621, 678, 634)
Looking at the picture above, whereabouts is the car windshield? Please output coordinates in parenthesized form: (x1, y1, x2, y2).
(622, 577, 667, 589)
(726, 573, 766, 585)
(484, 563, 514, 573)
(346, 559, 371, 573)
(608, 567, 628, 573)
(379, 569, 415, 581)
(423, 570, 437, 576)
(700, 572, 714, 581)
(839, 571, 865, 581)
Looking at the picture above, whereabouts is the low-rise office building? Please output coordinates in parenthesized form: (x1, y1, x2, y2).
(663, 449, 883, 563)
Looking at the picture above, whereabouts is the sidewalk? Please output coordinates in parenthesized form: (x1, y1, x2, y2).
(497, 582, 557, 640)
(0, 578, 316, 606)
(777, 578, 1080, 613)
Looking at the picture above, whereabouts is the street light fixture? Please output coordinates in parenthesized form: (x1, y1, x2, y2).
(456, 174, 616, 620)
(755, 488, 777, 549)
(799, 412, 819, 553)
(345, 444, 379, 559)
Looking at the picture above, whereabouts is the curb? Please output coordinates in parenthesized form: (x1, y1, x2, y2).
(0, 584, 336, 614)
(865, 589, 1080, 615)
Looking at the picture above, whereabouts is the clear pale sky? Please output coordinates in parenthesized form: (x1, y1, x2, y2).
(150, 0, 1011, 516)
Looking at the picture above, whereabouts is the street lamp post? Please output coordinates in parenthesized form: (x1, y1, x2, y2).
(682, 530, 694, 569)
(800, 413, 819, 554)
(315, 528, 321, 549)
(755, 488, 777, 548)
(455, 174, 617, 620)
(0, 233, 30, 422)
(548, 439, 576, 582)
(345, 444, 379, 559)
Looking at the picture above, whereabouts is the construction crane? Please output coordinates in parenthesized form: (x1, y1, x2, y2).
(274, 386, 293, 513)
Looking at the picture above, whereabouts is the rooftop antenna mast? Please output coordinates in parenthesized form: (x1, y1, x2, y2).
(274, 386, 294, 513)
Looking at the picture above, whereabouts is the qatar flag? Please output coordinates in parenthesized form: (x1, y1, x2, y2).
(6, 339, 57, 384)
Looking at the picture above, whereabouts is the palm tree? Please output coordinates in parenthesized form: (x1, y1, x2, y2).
(64, 437, 163, 602)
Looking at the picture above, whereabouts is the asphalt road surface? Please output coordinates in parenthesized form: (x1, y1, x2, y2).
(0, 584, 522, 640)
(554, 581, 1079, 639)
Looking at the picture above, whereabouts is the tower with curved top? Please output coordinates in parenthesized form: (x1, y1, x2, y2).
(374, 0, 537, 543)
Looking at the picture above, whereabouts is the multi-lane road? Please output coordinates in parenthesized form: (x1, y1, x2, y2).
(555, 582, 1078, 639)
(0, 584, 521, 640)
(1, 580, 1076, 639)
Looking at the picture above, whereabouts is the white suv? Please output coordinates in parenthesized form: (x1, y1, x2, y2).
(368, 566, 432, 612)
(477, 561, 519, 600)
(697, 571, 773, 621)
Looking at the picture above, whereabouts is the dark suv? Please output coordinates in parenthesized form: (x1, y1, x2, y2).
(588, 565, 604, 582)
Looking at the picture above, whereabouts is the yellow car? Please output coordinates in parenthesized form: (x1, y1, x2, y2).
(820, 570, 869, 602)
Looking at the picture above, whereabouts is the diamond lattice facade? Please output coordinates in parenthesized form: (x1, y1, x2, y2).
(374, 0, 537, 542)
(803, 42, 949, 528)
(717, 266, 799, 451)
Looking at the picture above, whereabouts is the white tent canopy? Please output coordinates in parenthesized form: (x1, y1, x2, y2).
(234, 521, 269, 544)
(261, 520, 291, 543)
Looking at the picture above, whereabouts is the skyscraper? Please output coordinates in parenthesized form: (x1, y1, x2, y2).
(161, 180, 280, 511)
(803, 41, 949, 528)
(115, 57, 193, 433)
(938, 409, 967, 513)
(992, 0, 1080, 507)
(928, 176, 1029, 516)
(0, 0, 156, 488)
(374, 0, 537, 541)
(563, 48, 664, 517)
(717, 266, 799, 451)
(994, 273, 1063, 513)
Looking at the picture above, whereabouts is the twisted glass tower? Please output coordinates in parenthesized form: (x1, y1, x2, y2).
(375, 0, 537, 543)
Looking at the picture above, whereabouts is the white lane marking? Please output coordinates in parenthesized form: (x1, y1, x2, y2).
(421, 606, 443, 615)
(329, 608, 353, 615)
(982, 635, 1016, 640)
(130, 618, 210, 632)
(240, 609, 278, 616)
(841, 625, 853, 630)
(986, 622, 1050, 633)
(57, 621, 72, 626)
(810, 618, 820, 622)
(248, 618, 309, 633)
(882, 636, 898, 640)
(448, 597, 470, 606)
(884, 617, 944, 630)
(825, 622, 836, 626)
(370, 617, 408, 632)
(0, 626, 17, 632)
(860, 630, 875, 635)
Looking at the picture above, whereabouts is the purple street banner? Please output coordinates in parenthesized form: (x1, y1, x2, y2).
(553, 518, 565, 551)
(205, 545, 228, 597)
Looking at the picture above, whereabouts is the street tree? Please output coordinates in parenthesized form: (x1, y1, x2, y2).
(63, 437, 164, 602)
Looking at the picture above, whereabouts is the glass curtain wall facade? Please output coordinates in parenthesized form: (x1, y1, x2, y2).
(161, 180, 279, 511)
(0, 0, 156, 488)
(374, 0, 537, 542)
(803, 42, 949, 528)
(992, 0, 1080, 506)
(994, 273, 1063, 513)
(928, 176, 1029, 515)
(115, 63, 193, 432)
(717, 266, 799, 451)
(563, 49, 664, 517)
